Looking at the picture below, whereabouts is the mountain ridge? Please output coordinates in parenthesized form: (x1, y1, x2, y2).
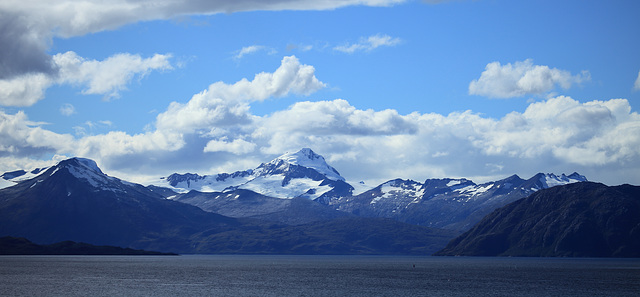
(434, 182, 640, 257)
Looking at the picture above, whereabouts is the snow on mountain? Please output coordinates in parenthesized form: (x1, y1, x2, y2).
(372, 179, 424, 205)
(0, 167, 50, 189)
(153, 170, 255, 194)
(61, 158, 126, 193)
(147, 148, 353, 200)
(329, 172, 588, 231)
(539, 172, 587, 188)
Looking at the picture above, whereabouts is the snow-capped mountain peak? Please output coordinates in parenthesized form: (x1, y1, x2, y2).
(536, 172, 588, 189)
(257, 148, 344, 182)
(146, 148, 351, 200)
(47, 157, 126, 193)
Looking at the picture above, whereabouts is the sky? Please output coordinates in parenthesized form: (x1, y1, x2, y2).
(0, 0, 639, 186)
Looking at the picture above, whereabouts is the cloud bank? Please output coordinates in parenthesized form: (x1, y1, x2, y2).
(469, 59, 590, 98)
(1, 56, 638, 186)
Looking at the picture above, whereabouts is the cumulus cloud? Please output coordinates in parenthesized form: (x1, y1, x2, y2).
(469, 59, 590, 98)
(155, 55, 324, 134)
(256, 99, 417, 139)
(0, 51, 173, 106)
(334, 34, 402, 53)
(0, 73, 52, 107)
(54, 51, 173, 99)
(0, 110, 74, 156)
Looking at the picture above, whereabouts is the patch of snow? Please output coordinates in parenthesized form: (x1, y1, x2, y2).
(538, 172, 587, 189)
(454, 183, 494, 198)
(65, 161, 122, 193)
(446, 180, 462, 187)
(239, 175, 330, 199)
(372, 180, 425, 204)
(0, 179, 16, 189)
(350, 180, 373, 196)
(49, 167, 59, 176)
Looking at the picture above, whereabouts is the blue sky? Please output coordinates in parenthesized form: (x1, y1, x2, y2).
(1, 0, 639, 186)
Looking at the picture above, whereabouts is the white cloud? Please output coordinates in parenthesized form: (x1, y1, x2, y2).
(334, 34, 402, 53)
(0, 73, 52, 107)
(469, 59, 590, 98)
(53, 51, 173, 100)
(0, 110, 74, 156)
(234, 45, 276, 60)
(155, 55, 324, 134)
(0, 51, 173, 106)
(59, 103, 76, 116)
(634, 70, 640, 90)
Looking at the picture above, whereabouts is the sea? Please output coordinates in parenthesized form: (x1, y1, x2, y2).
(1, 255, 639, 296)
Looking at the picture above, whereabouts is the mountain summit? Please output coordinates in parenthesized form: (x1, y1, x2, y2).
(151, 148, 353, 200)
(255, 148, 344, 182)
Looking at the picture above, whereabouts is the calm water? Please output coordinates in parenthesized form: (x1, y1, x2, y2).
(1, 255, 639, 296)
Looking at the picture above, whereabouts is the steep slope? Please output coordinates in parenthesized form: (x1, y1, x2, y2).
(149, 148, 354, 200)
(434, 182, 640, 257)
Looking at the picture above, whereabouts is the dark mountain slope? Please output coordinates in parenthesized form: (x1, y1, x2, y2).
(434, 182, 640, 257)
(175, 189, 352, 225)
(191, 217, 457, 255)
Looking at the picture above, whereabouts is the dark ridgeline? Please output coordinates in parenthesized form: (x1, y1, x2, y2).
(0, 236, 176, 255)
(434, 182, 640, 257)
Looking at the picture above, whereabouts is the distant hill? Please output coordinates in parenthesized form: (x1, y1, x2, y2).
(434, 182, 640, 257)
(0, 237, 175, 255)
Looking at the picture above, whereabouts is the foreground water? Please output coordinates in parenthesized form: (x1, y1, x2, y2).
(1, 255, 639, 296)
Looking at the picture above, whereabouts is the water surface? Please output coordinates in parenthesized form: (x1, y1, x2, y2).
(1, 255, 639, 296)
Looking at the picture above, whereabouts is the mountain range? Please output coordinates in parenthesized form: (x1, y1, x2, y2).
(0, 156, 454, 254)
(141, 148, 586, 232)
(4, 148, 632, 257)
